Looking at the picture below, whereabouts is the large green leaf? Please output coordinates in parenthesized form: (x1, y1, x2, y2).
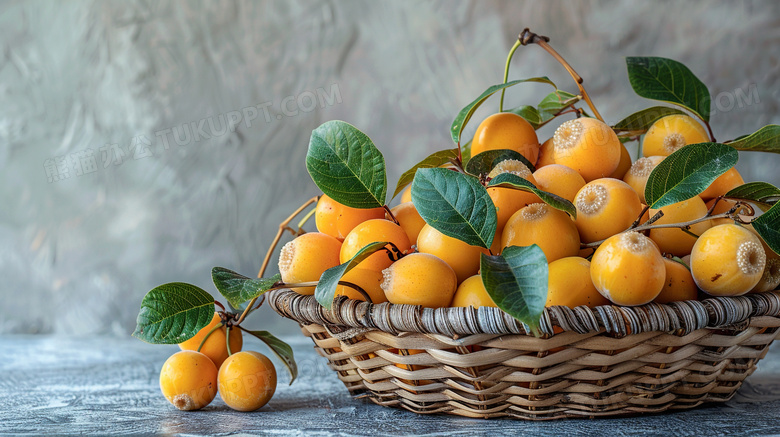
(728, 125, 780, 154)
(212, 268, 282, 309)
(132, 283, 215, 344)
(480, 245, 548, 334)
(612, 106, 686, 132)
(506, 105, 550, 130)
(626, 57, 711, 122)
(315, 241, 390, 309)
(465, 149, 536, 176)
(392, 148, 459, 199)
(537, 90, 579, 115)
(487, 173, 576, 218)
(725, 182, 780, 212)
(306, 120, 387, 208)
(450, 77, 555, 144)
(752, 202, 780, 256)
(243, 330, 298, 384)
(645, 142, 739, 209)
(411, 168, 497, 248)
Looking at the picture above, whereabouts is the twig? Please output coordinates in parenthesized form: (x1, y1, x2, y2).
(519, 28, 605, 123)
(499, 39, 522, 112)
(235, 196, 319, 326)
(582, 211, 744, 248)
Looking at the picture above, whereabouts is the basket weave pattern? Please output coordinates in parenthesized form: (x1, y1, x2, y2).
(268, 289, 780, 419)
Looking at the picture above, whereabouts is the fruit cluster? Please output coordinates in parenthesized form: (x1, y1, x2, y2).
(281, 111, 778, 312)
(159, 313, 277, 411)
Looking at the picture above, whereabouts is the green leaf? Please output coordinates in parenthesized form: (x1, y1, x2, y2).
(612, 106, 686, 132)
(487, 173, 576, 218)
(752, 201, 780, 257)
(411, 168, 497, 248)
(132, 283, 215, 344)
(392, 148, 459, 199)
(537, 90, 579, 115)
(505, 105, 550, 130)
(243, 330, 298, 384)
(211, 267, 281, 309)
(451, 77, 556, 144)
(480, 245, 548, 334)
(626, 56, 711, 122)
(724, 182, 780, 212)
(306, 120, 387, 209)
(465, 149, 536, 176)
(315, 241, 390, 309)
(728, 125, 780, 154)
(645, 142, 739, 209)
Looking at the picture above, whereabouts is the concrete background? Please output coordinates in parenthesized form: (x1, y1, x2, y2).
(1, 0, 779, 336)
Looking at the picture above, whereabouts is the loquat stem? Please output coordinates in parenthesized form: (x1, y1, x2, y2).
(518, 28, 605, 123)
(533, 103, 583, 131)
(296, 207, 317, 232)
(630, 205, 651, 229)
(680, 227, 701, 239)
(197, 323, 223, 353)
(214, 301, 225, 311)
(226, 326, 232, 356)
(235, 196, 319, 327)
(384, 205, 400, 225)
(269, 280, 373, 304)
(703, 119, 716, 143)
(706, 196, 723, 216)
(499, 39, 523, 112)
(582, 210, 748, 248)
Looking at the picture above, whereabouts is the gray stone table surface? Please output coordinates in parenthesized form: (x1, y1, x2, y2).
(4, 335, 780, 436)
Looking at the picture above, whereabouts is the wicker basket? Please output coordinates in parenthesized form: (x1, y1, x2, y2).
(268, 288, 780, 420)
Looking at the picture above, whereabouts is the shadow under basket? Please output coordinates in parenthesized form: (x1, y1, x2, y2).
(267, 288, 780, 420)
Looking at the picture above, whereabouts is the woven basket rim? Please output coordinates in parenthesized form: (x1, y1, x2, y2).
(267, 288, 780, 338)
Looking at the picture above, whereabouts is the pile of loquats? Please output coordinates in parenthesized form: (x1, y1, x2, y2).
(280, 111, 778, 314)
(158, 313, 277, 412)
(135, 28, 780, 415)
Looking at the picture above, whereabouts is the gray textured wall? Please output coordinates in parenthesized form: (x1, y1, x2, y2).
(2, 0, 779, 336)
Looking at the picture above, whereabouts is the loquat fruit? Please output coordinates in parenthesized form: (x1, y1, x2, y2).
(547, 257, 610, 308)
(381, 253, 457, 307)
(340, 219, 411, 272)
(608, 142, 633, 179)
(335, 268, 388, 303)
(390, 202, 427, 244)
(654, 258, 698, 304)
(699, 167, 745, 200)
(179, 313, 243, 369)
(160, 351, 218, 411)
(471, 112, 540, 164)
(535, 137, 555, 168)
(532, 164, 586, 203)
(315, 194, 385, 241)
(451, 275, 497, 308)
(690, 224, 766, 296)
(590, 231, 666, 306)
(218, 351, 277, 412)
(647, 196, 712, 257)
(623, 155, 665, 204)
(486, 159, 541, 229)
(417, 224, 483, 283)
(551, 118, 621, 182)
(642, 114, 709, 157)
(574, 178, 643, 244)
(278, 232, 342, 294)
(502, 203, 580, 263)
